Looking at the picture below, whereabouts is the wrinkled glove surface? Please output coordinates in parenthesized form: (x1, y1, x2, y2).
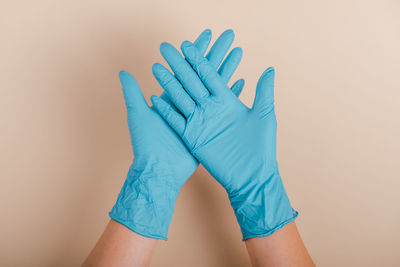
(110, 30, 244, 239)
(152, 40, 298, 240)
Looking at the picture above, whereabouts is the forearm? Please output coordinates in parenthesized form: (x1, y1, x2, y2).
(245, 222, 314, 267)
(82, 219, 158, 267)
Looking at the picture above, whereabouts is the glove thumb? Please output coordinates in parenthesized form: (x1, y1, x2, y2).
(251, 67, 275, 117)
(119, 71, 148, 113)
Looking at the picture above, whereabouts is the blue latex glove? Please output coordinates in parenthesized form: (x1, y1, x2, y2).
(109, 30, 244, 240)
(151, 40, 298, 240)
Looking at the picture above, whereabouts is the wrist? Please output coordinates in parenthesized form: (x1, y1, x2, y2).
(228, 168, 298, 240)
(109, 163, 181, 240)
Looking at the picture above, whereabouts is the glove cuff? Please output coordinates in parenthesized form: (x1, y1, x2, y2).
(228, 169, 298, 241)
(109, 164, 181, 240)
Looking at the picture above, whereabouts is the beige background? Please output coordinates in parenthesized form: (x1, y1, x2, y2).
(1, 0, 399, 266)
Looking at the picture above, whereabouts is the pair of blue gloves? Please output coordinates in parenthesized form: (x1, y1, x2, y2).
(109, 29, 298, 240)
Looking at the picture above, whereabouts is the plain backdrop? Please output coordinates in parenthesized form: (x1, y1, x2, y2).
(1, 0, 399, 266)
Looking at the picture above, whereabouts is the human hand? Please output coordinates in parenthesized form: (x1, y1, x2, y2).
(151, 40, 297, 240)
(109, 30, 244, 239)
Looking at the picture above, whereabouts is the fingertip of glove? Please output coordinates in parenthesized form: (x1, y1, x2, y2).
(261, 67, 275, 78)
(160, 42, 172, 53)
(181, 40, 193, 50)
(119, 70, 128, 78)
(232, 47, 243, 56)
(118, 70, 133, 84)
(202, 28, 212, 36)
(150, 95, 159, 104)
(152, 63, 162, 73)
(266, 66, 275, 73)
(222, 29, 235, 39)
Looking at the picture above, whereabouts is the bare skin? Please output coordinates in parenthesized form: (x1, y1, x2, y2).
(83, 220, 314, 267)
(82, 220, 157, 267)
(245, 222, 315, 267)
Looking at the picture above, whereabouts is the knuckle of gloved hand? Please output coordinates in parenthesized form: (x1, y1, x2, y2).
(199, 65, 215, 83)
(166, 109, 176, 122)
(175, 63, 187, 76)
(158, 70, 172, 85)
(184, 45, 198, 60)
(163, 76, 176, 88)
(172, 87, 185, 99)
(192, 57, 206, 73)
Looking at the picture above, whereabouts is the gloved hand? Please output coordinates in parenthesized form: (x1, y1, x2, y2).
(109, 30, 244, 240)
(151, 40, 298, 240)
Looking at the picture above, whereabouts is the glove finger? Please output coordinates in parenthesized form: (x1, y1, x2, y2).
(157, 29, 211, 108)
(119, 71, 149, 112)
(160, 42, 210, 102)
(218, 47, 243, 84)
(151, 95, 185, 136)
(181, 41, 230, 98)
(159, 92, 174, 106)
(193, 29, 212, 55)
(206, 29, 235, 69)
(231, 79, 245, 97)
(152, 63, 195, 118)
(252, 67, 275, 116)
